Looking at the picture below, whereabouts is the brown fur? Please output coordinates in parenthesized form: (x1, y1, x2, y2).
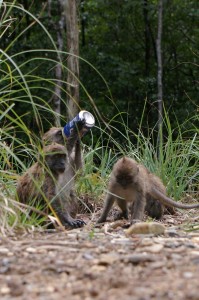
(42, 126, 83, 171)
(97, 156, 199, 224)
(41, 121, 84, 224)
(17, 143, 85, 228)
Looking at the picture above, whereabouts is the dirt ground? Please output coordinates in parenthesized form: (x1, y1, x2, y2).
(0, 210, 199, 300)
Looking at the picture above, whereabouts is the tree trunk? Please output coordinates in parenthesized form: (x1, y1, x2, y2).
(80, 0, 86, 47)
(64, 0, 79, 120)
(48, 0, 64, 126)
(156, 0, 163, 131)
(143, 0, 150, 78)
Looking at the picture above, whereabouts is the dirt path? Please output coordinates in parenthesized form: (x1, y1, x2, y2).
(0, 212, 199, 300)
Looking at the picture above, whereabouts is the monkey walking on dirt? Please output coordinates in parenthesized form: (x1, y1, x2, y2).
(97, 156, 199, 224)
(17, 121, 86, 228)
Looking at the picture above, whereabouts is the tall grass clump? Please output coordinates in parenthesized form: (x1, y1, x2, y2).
(96, 108, 198, 203)
(0, 1, 112, 232)
(0, 2, 64, 232)
(136, 112, 198, 202)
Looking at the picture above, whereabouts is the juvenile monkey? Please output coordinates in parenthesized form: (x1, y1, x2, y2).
(17, 144, 85, 228)
(97, 156, 199, 224)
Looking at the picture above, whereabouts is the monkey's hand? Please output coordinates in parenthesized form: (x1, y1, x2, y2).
(58, 211, 86, 228)
(67, 119, 86, 152)
(74, 119, 86, 132)
(74, 119, 86, 140)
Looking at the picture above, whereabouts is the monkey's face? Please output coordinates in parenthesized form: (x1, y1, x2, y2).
(48, 153, 66, 173)
(113, 157, 138, 189)
(46, 153, 66, 174)
(115, 173, 133, 188)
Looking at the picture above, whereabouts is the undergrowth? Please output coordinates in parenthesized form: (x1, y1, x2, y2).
(0, 1, 198, 234)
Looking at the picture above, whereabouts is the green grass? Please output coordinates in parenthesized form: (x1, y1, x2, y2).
(0, 1, 198, 234)
(1, 100, 198, 232)
(1, 107, 198, 232)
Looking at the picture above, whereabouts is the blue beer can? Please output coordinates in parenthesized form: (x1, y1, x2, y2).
(63, 110, 95, 138)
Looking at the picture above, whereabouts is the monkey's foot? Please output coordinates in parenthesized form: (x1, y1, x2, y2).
(114, 211, 128, 221)
(57, 211, 86, 228)
(96, 217, 106, 224)
(165, 206, 176, 215)
(66, 218, 86, 228)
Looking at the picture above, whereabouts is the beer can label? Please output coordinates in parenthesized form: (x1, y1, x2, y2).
(63, 110, 95, 138)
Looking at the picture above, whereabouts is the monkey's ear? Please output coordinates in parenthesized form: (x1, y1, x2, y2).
(56, 130, 63, 136)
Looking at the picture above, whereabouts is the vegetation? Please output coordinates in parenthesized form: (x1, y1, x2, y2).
(0, 1, 198, 233)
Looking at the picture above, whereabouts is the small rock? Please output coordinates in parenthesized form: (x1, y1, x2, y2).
(166, 228, 179, 237)
(98, 253, 119, 265)
(123, 254, 156, 264)
(111, 237, 132, 244)
(192, 237, 199, 244)
(26, 247, 37, 253)
(0, 248, 9, 254)
(141, 244, 164, 253)
(165, 218, 175, 224)
(149, 261, 166, 269)
(124, 222, 165, 236)
(0, 266, 9, 274)
(89, 288, 99, 297)
(83, 253, 94, 260)
(140, 238, 154, 247)
(191, 254, 199, 264)
(190, 251, 199, 256)
(183, 272, 193, 279)
(90, 265, 107, 272)
(170, 253, 183, 261)
(45, 285, 55, 293)
(0, 286, 10, 295)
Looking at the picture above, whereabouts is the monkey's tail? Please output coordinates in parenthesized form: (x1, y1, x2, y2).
(151, 188, 199, 209)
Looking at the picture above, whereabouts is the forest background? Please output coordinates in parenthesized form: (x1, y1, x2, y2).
(1, 0, 198, 135)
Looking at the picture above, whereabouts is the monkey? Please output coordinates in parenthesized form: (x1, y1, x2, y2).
(17, 141, 86, 229)
(42, 121, 84, 220)
(42, 126, 83, 172)
(97, 156, 199, 224)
